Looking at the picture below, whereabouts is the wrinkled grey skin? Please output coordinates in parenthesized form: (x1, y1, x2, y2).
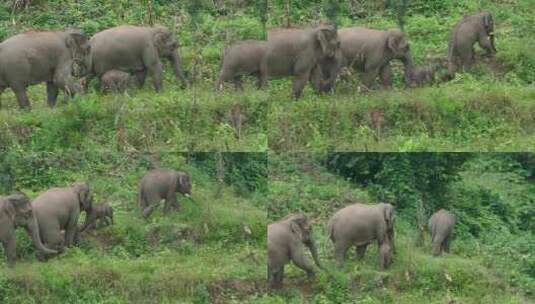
(0, 193, 57, 267)
(80, 202, 113, 232)
(428, 209, 456, 256)
(267, 213, 323, 289)
(310, 47, 344, 93)
(404, 65, 436, 88)
(139, 169, 192, 219)
(32, 183, 93, 260)
(328, 202, 395, 269)
(100, 70, 132, 94)
(0, 29, 90, 109)
(261, 25, 340, 99)
(338, 27, 413, 90)
(216, 40, 267, 90)
(447, 12, 496, 79)
(88, 25, 186, 92)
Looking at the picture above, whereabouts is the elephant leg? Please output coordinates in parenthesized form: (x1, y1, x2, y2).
(233, 76, 243, 90)
(361, 68, 379, 91)
(12, 84, 31, 109)
(46, 82, 59, 107)
(379, 64, 393, 89)
(292, 71, 311, 99)
(64, 214, 80, 247)
(259, 61, 268, 90)
(356, 244, 368, 260)
(432, 240, 442, 256)
(135, 70, 147, 88)
(142, 203, 160, 219)
(254, 72, 262, 89)
(443, 236, 450, 253)
(478, 34, 494, 56)
(334, 239, 350, 266)
(163, 192, 180, 213)
(148, 62, 164, 92)
(268, 264, 284, 289)
(3, 237, 16, 267)
(291, 246, 315, 278)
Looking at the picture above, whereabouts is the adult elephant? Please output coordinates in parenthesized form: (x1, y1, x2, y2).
(260, 25, 340, 99)
(216, 40, 267, 90)
(447, 12, 496, 79)
(0, 29, 90, 109)
(328, 202, 395, 270)
(267, 213, 323, 289)
(428, 209, 456, 256)
(0, 192, 57, 266)
(32, 183, 94, 260)
(88, 25, 187, 92)
(139, 169, 192, 219)
(338, 27, 413, 90)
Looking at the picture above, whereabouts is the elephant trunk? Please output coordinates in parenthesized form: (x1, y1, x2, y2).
(81, 209, 97, 233)
(402, 53, 414, 71)
(306, 238, 324, 270)
(27, 216, 57, 255)
(169, 51, 187, 86)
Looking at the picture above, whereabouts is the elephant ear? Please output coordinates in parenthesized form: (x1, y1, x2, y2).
(152, 28, 171, 54)
(381, 203, 395, 229)
(289, 213, 308, 242)
(176, 171, 192, 195)
(1, 198, 17, 223)
(387, 33, 400, 53)
(482, 13, 494, 33)
(65, 29, 89, 56)
(73, 182, 93, 212)
(316, 28, 330, 55)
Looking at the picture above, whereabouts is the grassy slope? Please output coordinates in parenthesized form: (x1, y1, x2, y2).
(0, 153, 267, 303)
(264, 154, 530, 303)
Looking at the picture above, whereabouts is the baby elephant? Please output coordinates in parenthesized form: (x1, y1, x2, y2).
(404, 65, 436, 88)
(216, 40, 267, 90)
(100, 70, 132, 93)
(428, 209, 456, 256)
(81, 202, 114, 232)
(267, 213, 323, 289)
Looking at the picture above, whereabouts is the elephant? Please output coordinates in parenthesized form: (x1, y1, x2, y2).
(404, 64, 436, 88)
(87, 25, 187, 92)
(447, 12, 496, 79)
(100, 70, 132, 94)
(310, 47, 344, 93)
(32, 182, 94, 260)
(0, 29, 90, 109)
(337, 27, 413, 90)
(216, 40, 267, 90)
(260, 25, 340, 99)
(267, 213, 323, 289)
(139, 169, 192, 219)
(0, 192, 57, 267)
(80, 202, 113, 232)
(428, 209, 456, 256)
(328, 202, 395, 269)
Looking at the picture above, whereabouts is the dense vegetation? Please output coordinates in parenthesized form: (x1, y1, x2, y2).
(268, 153, 534, 303)
(0, 0, 533, 151)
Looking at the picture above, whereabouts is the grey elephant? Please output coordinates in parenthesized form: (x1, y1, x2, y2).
(32, 182, 93, 260)
(0, 29, 90, 109)
(404, 65, 436, 88)
(260, 25, 340, 99)
(139, 169, 192, 219)
(0, 192, 57, 266)
(80, 202, 113, 232)
(88, 25, 187, 92)
(310, 47, 344, 93)
(267, 213, 323, 289)
(328, 202, 395, 270)
(447, 12, 496, 79)
(100, 70, 132, 94)
(216, 40, 267, 90)
(428, 209, 456, 256)
(338, 27, 413, 90)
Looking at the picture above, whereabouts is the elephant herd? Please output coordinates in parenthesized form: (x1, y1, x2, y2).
(0, 11, 496, 109)
(0, 168, 192, 266)
(267, 203, 456, 289)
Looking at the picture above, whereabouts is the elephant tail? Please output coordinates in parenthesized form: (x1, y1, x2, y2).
(327, 219, 336, 243)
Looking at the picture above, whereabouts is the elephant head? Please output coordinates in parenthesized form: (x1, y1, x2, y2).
(65, 29, 91, 77)
(288, 213, 324, 270)
(1, 193, 57, 256)
(72, 182, 93, 213)
(175, 171, 192, 197)
(378, 202, 396, 250)
(481, 12, 497, 53)
(386, 29, 413, 67)
(316, 25, 340, 59)
(152, 26, 187, 84)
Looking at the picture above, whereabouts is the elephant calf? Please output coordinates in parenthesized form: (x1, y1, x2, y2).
(100, 70, 132, 94)
(404, 65, 436, 88)
(428, 209, 456, 256)
(81, 202, 113, 232)
(328, 202, 395, 270)
(216, 40, 267, 90)
(0, 192, 57, 266)
(139, 169, 192, 219)
(267, 213, 323, 289)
